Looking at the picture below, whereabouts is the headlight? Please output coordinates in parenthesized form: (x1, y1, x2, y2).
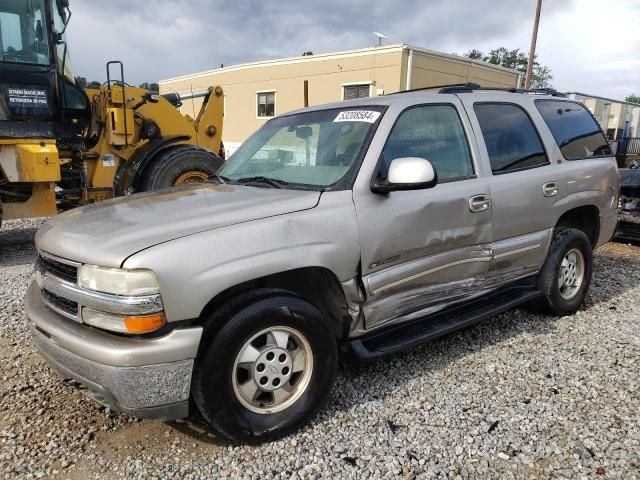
(78, 265, 160, 296)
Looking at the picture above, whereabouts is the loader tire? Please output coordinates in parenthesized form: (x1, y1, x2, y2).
(138, 145, 224, 192)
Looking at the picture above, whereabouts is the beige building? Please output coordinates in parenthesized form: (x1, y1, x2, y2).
(567, 92, 640, 140)
(159, 44, 521, 153)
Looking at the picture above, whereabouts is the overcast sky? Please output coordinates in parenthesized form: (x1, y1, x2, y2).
(66, 0, 639, 100)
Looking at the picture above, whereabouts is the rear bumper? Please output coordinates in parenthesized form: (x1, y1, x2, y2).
(25, 282, 202, 420)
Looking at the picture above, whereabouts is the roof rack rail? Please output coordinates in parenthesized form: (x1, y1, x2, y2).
(386, 83, 478, 95)
(520, 87, 567, 97)
(387, 83, 567, 97)
(438, 84, 566, 97)
(438, 83, 484, 94)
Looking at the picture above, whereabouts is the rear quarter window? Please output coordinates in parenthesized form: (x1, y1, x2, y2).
(535, 100, 611, 160)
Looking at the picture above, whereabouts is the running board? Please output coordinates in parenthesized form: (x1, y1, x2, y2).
(350, 284, 540, 362)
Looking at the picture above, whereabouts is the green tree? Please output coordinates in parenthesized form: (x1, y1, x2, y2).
(139, 82, 159, 92)
(86, 81, 101, 89)
(465, 49, 483, 60)
(302, 51, 314, 56)
(464, 47, 554, 89)
(626, 94, 640, 104)
(74, 76, 87, 88)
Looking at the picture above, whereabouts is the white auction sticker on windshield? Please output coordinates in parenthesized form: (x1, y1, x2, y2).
(334, 110, 381, 123)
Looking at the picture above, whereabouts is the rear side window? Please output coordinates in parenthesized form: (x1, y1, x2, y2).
(474, 103, 549, 174)
(381, 104, 474, 181)
(535, 100, 611, 159)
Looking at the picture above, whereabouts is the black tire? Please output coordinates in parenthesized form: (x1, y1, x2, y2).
(137, 145, 223, 192)
(192, 289, 338, 443)
(529, 227, 593, 315)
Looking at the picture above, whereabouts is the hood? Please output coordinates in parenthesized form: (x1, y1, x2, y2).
(35, 183, 321, 267)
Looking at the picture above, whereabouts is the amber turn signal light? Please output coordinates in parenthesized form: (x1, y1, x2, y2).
(124, 313, 167, 334)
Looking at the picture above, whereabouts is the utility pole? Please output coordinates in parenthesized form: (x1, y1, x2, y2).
(525, 0, 543, 89)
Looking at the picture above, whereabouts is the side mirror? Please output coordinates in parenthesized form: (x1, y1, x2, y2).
(372, 157, 437, 193)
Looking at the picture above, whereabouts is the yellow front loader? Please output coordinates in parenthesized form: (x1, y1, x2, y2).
(0, 1, 224, 226)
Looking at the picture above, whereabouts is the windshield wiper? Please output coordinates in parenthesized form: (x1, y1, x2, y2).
(235, 176, 289, 188)
(208, 174, 231, 184)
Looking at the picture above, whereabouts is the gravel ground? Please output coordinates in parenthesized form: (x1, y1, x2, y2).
(1, 218, 639, 480)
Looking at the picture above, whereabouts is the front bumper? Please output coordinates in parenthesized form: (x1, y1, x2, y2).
(25, 282, 202, 420)
(615, 219, 640, 242)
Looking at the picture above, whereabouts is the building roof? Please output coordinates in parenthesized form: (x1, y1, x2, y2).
(159, 43, 520, 85)
(283, 88, 562, 117)
(566, 92, 640, 108)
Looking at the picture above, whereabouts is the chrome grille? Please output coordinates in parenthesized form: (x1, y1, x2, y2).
(36, 253, 78, 284)
(41, 289, 79, 318)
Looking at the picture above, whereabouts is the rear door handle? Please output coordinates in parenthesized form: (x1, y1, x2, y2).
(469, 194, 491, 213)
(543, 181, 559, 197)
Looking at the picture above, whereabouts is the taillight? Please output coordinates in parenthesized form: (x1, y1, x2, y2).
(617, 173, 622, 209)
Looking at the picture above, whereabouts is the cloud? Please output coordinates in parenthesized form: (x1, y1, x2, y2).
(65, 0, 637, 99)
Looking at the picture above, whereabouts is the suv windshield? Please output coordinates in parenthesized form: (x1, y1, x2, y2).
(219, 107, 384, 190)
(0, 0, 50, 65)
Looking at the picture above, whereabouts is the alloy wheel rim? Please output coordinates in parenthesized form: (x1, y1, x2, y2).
(174, 171, 209, 186)
(232, 326, 313, 414)
(558, 248, 585, 300)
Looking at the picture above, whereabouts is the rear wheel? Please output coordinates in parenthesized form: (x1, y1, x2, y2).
(192, 289, 338, 443)
(529, 227, 593, 315)
(138, 145, 224, 192)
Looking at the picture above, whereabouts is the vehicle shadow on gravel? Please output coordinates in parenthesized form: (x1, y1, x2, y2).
(166, 413, 235, 447)
(0, 225, 40, 267)
(166, 244, 640, 444)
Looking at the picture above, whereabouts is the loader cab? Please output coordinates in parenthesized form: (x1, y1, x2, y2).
(0, 0, 89, 142)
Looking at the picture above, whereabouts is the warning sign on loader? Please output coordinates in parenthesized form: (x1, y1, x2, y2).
(7, 88, 50, 110)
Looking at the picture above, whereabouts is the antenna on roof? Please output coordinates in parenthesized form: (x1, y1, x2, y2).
(373, 32, 388, 47)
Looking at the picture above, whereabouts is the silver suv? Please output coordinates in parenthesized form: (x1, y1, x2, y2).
(26, 85, 619, 442)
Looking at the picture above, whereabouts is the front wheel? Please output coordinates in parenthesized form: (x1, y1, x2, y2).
(529, 227, 593, 315)
(192, 290, 338, 443)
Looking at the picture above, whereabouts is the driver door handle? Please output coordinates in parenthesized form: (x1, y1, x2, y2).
(543, 181, 559, 197)
(469, 194, 491, 213)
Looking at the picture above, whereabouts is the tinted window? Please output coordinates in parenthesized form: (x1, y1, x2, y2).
(474, 103, 548, 174)
(535, 100, 611, 159)
(0, 0, 50, 66)
(381, 105, 474, 181)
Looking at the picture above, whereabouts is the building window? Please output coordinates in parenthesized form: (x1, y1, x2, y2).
(257, 91, 275, 118)
(343, 84, 371, 100)
(474, 103, 549, 174)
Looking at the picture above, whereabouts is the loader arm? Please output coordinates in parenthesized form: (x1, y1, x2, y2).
(193, 86, 224, 154)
